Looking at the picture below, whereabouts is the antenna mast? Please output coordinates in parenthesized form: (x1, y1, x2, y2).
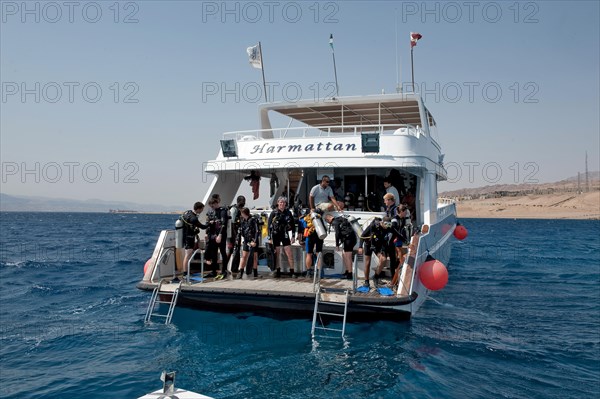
(585, 151, 589, 192)
(395, 9, 401, 93)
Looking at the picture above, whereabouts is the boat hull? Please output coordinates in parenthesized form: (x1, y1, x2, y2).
(138, 280, 416, 322)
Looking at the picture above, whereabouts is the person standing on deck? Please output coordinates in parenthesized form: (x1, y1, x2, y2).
(383, 193, 399, 221)
(325, 214, 357, 279)
(302, 212, 324, 278)
(358, 217, 402, 287)
(228, 195, 246, 274)
(394, 204, 412, 275)
(179, 202, 208, 279)
(205, 196, 230, 279)
(237, 207, 260, 279)
(383, 178, 400, 207)
(267, 196, 296, 278)
(309, 175, 343, 213)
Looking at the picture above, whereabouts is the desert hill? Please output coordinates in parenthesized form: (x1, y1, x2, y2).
(440, 173, 599, 219)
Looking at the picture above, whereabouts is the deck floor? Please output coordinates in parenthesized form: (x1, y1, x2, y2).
(160, 273, 399, 300)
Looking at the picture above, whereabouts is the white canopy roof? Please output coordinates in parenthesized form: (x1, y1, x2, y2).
(259, 93, 436, 131)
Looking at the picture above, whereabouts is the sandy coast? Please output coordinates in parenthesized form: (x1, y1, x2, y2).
(454, 191, 600, 220)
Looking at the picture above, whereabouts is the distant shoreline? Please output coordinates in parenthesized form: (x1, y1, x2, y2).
(454, 191, 599, 220)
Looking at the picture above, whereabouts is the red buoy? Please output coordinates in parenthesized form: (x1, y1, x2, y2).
(454, 224, 468, 240)
(144, 258, 153, 275)
(419, 258, 448, 290)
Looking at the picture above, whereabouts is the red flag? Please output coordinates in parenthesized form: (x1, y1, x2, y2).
(410, 32, 422, 48)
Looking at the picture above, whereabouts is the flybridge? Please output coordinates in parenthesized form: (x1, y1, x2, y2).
(249, 141, 358, 155)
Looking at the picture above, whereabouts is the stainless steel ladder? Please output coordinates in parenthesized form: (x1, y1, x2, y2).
(311, 287, 350, 339)
(144, 279, 181, 324)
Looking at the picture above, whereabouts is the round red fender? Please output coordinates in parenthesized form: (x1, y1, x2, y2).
(419, 258, 448, 290)
(144, 258, 153, 275)
(454, 224, 468, 240)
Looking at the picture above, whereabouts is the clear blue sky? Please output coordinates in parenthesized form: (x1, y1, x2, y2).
(1, 0, 598, 207)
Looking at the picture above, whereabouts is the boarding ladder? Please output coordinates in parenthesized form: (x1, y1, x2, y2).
(310, 253, 350, 339)
(311, 287, 350, 339)
(144, 279, 181, 324)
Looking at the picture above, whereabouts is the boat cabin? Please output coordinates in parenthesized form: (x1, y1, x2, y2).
(202, 93, 446, 228)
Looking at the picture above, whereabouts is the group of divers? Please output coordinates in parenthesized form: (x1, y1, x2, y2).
(177, 176, 414, 289)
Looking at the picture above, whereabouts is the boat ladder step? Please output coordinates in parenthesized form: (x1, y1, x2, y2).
(311, 288, 349, 339)
(144, 280, 181, 325)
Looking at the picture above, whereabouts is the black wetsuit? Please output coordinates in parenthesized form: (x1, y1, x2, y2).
(205, 206, 229, 274)
(240, 216, 260, 274)
(360, 220, 402, 276)
(268, 209, 296, 247)
(180, 210, 208, 249)
(229, 205, 243, 272)
(330, 216, 357, 252)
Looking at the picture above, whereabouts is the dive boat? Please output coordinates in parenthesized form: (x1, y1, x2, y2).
(137, 93, 457, 322)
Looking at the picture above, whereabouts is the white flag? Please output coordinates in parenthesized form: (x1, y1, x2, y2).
(246, 44, 262, 69)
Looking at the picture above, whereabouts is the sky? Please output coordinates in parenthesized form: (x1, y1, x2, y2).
(1, 0, 599, 208)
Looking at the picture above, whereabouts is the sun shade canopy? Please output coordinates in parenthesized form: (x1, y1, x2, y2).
(260, 94, 436, 131)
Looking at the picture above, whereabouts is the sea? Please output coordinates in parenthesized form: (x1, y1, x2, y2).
(0, 212, 598, 399)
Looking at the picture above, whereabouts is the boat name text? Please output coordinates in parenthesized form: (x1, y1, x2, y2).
(249, 141, 357, 155)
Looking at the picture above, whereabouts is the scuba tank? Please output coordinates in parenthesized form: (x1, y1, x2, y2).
(260, 212, 269, 241)
(357, 193, 365, 209)
(254, 213, 264, 246)
(175, 219, 184, 249)
(344, 192, 353, 209)
(226, 206, 235, 238)
(347, 215, 363, 238)
(310, 211, 327, 240)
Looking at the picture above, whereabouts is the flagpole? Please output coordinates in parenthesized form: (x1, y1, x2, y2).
(410, 46, 415, 93)
(259, 41, 268, 102)
(330, 34, 339, 97)
(395, 9, 401, 93)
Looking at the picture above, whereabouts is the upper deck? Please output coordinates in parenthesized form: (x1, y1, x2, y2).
(258, 93, 437, 133)
(207, 93, 445, 175)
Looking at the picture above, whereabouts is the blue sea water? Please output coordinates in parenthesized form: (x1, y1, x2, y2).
(0, 212, 599, 399)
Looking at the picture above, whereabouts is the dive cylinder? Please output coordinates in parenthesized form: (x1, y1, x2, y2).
(357, 193, 365, 209)
(175, 219, 184, 249)
(261, 213, 269, 240)
(311, 211, 327, 240)
(255, 214, 264, 246)
(226, 206, 235, 238)
(347, 215, 363, 237)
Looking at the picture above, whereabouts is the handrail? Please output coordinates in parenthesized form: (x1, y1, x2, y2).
(186, 248, 203, 285)
(222, 124, 422, 141)
(352, 252, 358, 293)
(408, 230, 429, 295)
(313, 252, 322, 292)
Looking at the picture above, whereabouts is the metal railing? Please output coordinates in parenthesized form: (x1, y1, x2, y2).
(222, 124, 423, 141)
(186, 248, 204, 285)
